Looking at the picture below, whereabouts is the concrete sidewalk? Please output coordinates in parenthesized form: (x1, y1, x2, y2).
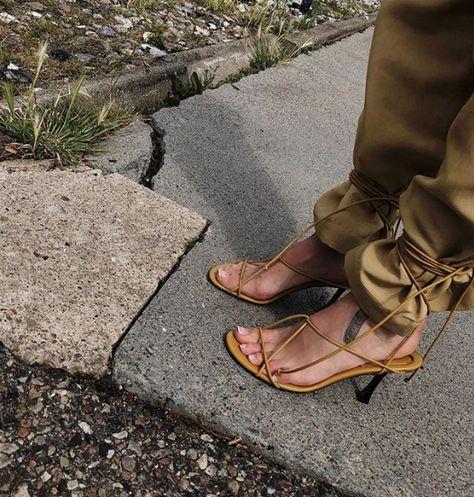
(113, 30, 474, 497)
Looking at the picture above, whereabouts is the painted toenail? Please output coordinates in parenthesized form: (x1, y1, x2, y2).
(239, 344, 248, 351)
(218, 268, 227, 279)
(237, 326, 250, 335)
(249, 354, 257, 361)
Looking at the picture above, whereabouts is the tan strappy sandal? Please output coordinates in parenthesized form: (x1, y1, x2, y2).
(208, 223, 348, 305)
(226, 311, 423, 402)
(209, 170, 400, 305)
(226, 255, 473, 403)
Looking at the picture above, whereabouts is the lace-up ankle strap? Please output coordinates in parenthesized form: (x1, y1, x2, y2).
(349, 169, 400, 238)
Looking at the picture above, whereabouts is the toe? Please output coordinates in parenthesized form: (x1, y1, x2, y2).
(216, 265, 239, 289)
(234, 326, 260, 344)
(239, 342, 261, 355)
(248, 353, 263, 366)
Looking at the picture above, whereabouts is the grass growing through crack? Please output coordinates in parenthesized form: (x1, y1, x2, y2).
(0, 43, 133, 166)
(158, 69, 217, 108)
(249, 25, 312, 71)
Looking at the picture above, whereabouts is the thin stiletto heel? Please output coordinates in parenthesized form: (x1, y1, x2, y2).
(326, 287, 345, 307)
(356, 373, 388, 404)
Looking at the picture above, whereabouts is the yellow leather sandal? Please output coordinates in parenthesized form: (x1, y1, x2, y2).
(209, 170, 400, 306)
(208, 222, 348, 305)
(226, 311, 423, 403)
(226, 261, 473, 403)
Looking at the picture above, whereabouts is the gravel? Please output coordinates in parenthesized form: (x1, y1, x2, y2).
(0, 0, 380, 91)
(0, 343, 345, 497)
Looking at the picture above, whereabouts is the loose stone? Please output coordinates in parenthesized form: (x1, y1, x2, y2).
(67, 480, 79, 490)
(112, 430, 128, 440)
(228, 481, 239, 494)
(0, 453, 10, 469)
(79, 422, 92, 435)
(97, 26, 116, 37)
(0, 443, 19, 454)
(205, 464, 217, 476)
(121, 455, 136, 472)
(197, 453, 208, 470)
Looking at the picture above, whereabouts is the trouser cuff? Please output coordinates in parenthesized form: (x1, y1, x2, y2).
(314, 180, 398, 254)
(345, 239, 474, 336)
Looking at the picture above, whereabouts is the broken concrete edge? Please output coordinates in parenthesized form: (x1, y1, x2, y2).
(0, 225, 212, 381)
(3, 15, 376, 116)
(111, 371, 362, 497)
(83, 118, 167, 187)
(1, 166, 209, 376)
(84, 120, 155, 184)
(110, 220, 211, 363)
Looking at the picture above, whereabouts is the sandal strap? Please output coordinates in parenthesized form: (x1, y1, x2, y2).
(231, 170, 399, 297)
(349, 170, 400, 238)
(395, 234, 474, 379)
(255, 256, 473, 381)
(242, 176, 473, 382)
(279, 259, 348, 289)
(343, 309, 368, 344)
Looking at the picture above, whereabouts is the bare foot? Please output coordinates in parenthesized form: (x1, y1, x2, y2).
(234, 293, 424, 386)
(216, 233, 346, 300)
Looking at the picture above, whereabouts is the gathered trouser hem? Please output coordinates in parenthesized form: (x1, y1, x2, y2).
(312, 0, 474, 336)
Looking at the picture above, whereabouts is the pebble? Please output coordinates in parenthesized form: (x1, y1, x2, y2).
(34, 435, 46, 445)
(97, 26, 116, 37)
(179, 478, 190, 490)
(205, 464, 217, 476)
(40, 471, 51, 483)
(195, 25, 210, 36)
(228, 481, 240, 495)
(200, 434, 213, 442)
(60, 456, 70, 468)
(121, 455, 136, 472)
(12, 483, 30, 497)
(128, 439, 143, 457)
(79, 421, 93, 434)
(197, 453, 208, 470)
(0, 12, 16, 23)
(139, 44, 166, 58)
(0, 443, 19, 454)
(67, 480, 79, 491)
(74, 53, 94, 63)
(31, 401, 44, 413)
(112, 430, 128, 440)
(0, 453, 10, 469)
(23, 2, 44, 12)
(187, 448, 198, 460)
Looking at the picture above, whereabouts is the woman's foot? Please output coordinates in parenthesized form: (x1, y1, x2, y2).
(234, 293, 424, 386)
(216, 233, 346, 300)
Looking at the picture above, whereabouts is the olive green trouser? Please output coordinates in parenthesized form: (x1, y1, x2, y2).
(314, 0, 474, 336)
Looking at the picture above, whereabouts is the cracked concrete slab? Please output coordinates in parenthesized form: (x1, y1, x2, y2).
(85, 121, 154, 183)
(0, 168, 206, 376)
(112, 30, 474, 497)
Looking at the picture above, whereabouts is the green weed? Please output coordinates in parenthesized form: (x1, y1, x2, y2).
(0, 44, 133, 166)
